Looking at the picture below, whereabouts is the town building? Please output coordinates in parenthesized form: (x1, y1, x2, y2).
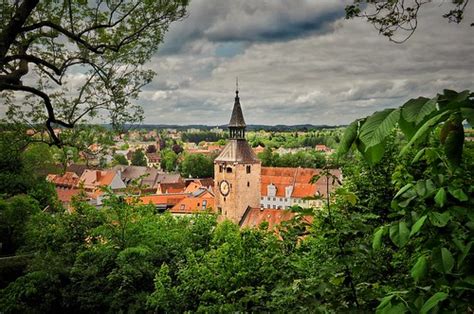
(214, 88, 261, 224)
(260, 167, 341, 209)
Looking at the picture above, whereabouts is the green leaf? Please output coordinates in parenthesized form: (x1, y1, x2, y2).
(400, 97, 434, 123)
(394, 183, 413, 199)
(376, 294, 395, 310)
(373, 227, 384, 250)
(399, 97, 431, 138)
(359, 108, 400, 149)
(415, 181, 427, 197)
(410, 215, 427, 237)
(448, 187, 468, 201)
(356, 138, 386, 165)
(411, 255, 428, 282)
(337, 120, 359, 155)
(429, 211, 451, 227)
(458, 241, 472, 268)
(400, 110, 452, 155)
(434, 188, 447, 207)
(432, 247, 454, 274)
(389, 221, 409, 248)
(412, 148, 426, 163)
(420, 292, 448, 314)
(461, 107, 474, 127)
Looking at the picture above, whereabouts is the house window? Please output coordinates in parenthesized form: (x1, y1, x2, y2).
(180, 204, 185, 210)
(219, 165, 223, 173)
(272, 205, 276, 209)
(246, 165, 251, 173)
(273, 197, 276, 201)
(279, 198, 283, 201)
(203, 200, 207, 209)
(267, 204, 270, 209)
(247, 181, 250, 187)
(226, 167, 232, 173)
(218, 207, 222, 214)
(197, 202, 200, 207)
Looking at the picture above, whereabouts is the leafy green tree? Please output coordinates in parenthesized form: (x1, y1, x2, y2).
(0, 195, 40, 255)
(180, 154, 214, 178)
(338, 89, 474, 312)
(160, 149, 178, 172)
(113, 154, 129, 166)
(0, 0, 189, 145)
(131, 150, 147, 167)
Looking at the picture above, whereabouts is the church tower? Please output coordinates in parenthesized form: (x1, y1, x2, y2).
(214, 87, 261, 224)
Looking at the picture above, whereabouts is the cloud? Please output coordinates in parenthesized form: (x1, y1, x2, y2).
(139, 1, 474, 126)
(159, 0, 344, 54)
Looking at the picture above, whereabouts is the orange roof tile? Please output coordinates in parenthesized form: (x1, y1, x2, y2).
(47, 172, 80, 188)
(240, 208, 313, 230)
(260, 167, 341, 198)
(184, 181, 201, 193)
(138, 194, 186, 206)
(79, 169, 117, 189)
(170, 195, 215, 213)
(56, 188, 82, 203)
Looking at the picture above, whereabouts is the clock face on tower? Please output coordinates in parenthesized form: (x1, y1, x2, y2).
(219, 180, 230, 196)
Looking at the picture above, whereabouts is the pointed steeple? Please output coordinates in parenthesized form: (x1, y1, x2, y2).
(228, 80, 246, 139)
(228, 89, 246, 128)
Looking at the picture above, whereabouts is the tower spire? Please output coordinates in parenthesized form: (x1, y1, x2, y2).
(236, 77, 239, 96)
(228, 81, 246, 139)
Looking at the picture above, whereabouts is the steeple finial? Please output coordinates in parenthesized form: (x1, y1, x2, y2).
(236, 77, 239, 97)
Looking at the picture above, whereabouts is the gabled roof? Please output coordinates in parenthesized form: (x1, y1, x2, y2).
(214, 139, 260, 164)
(138, 194, 186, 206)
(260, 167, 341, 198)
(156, 173, 182, 185)
(66, 164, 88, 176)
(47, 172, 80, 188)
(55, 188, 82, 203)
(79, 169, 117, 189)
(228, 91, 246, 127)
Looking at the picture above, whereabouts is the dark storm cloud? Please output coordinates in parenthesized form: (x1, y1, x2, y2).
(159, 0, 343, 54)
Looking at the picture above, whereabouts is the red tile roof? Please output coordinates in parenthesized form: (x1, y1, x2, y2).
(47, 172, 80, 188)
(79, 169, 117, 190)
(261, 167, 341, 198)
(56, 188, 82, 203)
(239, 208, 312, 230)
(138, 194, 186, 206)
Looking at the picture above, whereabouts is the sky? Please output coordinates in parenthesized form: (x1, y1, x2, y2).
(138, 0, 474, 126)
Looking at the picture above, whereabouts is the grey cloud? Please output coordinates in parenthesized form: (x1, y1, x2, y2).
(138, 2, 474, 126)
(159, 0, 344, 54)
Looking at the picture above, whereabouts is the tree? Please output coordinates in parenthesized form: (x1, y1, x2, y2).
(146, 144, 157, 154)
(346, 0, 472, 43)
(0, 0, 189, 145)
(338, 89, 474, 312)
(180, 154, 214, 178)
(172, 142, 183, 155)
(113, 154, 129, 166)
(160, 149, 178, 172)
(131, 150, 146, 167)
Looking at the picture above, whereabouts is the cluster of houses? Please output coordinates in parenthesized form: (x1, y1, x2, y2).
(47, 163, 340, 219)
(47, 165, 215, 213)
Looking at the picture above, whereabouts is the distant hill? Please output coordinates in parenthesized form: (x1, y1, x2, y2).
(107, 124, 345, 132)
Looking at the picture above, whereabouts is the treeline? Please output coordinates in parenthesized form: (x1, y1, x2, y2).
(258, 148, 327, 168)
(181, 131, 227, 144)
